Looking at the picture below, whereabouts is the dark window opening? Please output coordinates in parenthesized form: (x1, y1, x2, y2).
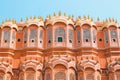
(24, 41, 26, 43)
(40, 41, 42, 43)
(99, 38, 102, 42)
(78, 41, 80, 43)
(58, 37, 62, 42)
(86, 39, 88, 42)
(106, 41, 108, 43)
(12, 41, 14, 43)
(48, 40, 51, 43)
(69, 40, 72, 43)
(113, 39, 116, 42)
(32, 40, 34, 43)
(18, 39, 21, 42)
(5, 40, 7, 43)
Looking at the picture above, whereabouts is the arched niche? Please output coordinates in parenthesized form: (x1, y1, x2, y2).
(85, 68, 95, 80)
(0, 70, 5, 80)
(54, 64, 67, 80)
(45, 68, 52, 80)
(26, 68, 35, 80)
(69, 68, 76, 80)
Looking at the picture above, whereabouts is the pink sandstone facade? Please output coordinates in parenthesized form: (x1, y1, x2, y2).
(0, 13, 120, 80)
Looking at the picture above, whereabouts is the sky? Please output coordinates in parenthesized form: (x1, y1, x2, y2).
(0, 0, 120, 23)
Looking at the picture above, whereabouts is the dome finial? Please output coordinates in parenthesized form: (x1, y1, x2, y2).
(84, 15, 86, 20)
(20, 18, 23, 22)
(58, 11, 61, 16)
(91, 18, 93, 21)
(78, 16, 81, 19)
(97, 17, 100, 21)
(30, 16, 32, 19)
(2, 20, 4, 24)
(112, 18, 114, 22)
(106, 18, 108, 23)
(34, 15, 36, 19)
(109, 18, 112, 22)
(54, 12, 56, 16)
(64, 13, 66, 16)
(115, 19, 117, 23)
(38, 16, 40, 19)
(48, 14, 51, 19)
(12, 19, 16, 24)
(88, 15, 90, 19)
(26, 16, 28, 21)
(72, 15, 74, 19)
(68, 15, 71, 20)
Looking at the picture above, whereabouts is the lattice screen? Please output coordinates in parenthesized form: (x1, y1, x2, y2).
(110, 30, 117, 42)
(39, 30, 43, 39)
(79, 75, 83, 80)
(83, 28, 91, 42)
(29, 29, 37, 42)
(77, 30, 80, 42)
(0, 75, 3, 80)
(70, 73, 74, 80)
(68, 29, 73, 43)
(12, 31, 16, 41)
(24, 30, 27, 41)
(46, 73, 51, 80)
(47, 28, 52, 43)
(55, 28, 65, 42)
(93, 30, 96, 42)
(3, 30, 10, 41)
(55, 72, 66, 80)
(104, 31, 108, 42)
(26, 73, 34, 80)
(86, 72, 94, 80)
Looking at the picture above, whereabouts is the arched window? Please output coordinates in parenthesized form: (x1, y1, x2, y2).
(26, 73, 34, 80)
(20, 75, 24, 80)
(24, 30, 27, 43)
(116, 73, 120, 80)
(37, 75, 41, 80)
(39, 30, 43, 43)
(12, 31, 16, 43)
(55, 72, 66, 80)
(77, 30, 80, 43)
(55, 28, 65, 42)
(83, 28, 91, 42)
(79, 75, 83, 80)
(0, 75, 3, 80)
(86, 72, 94, 80)
(104, 31, 108, 43)
(97, 76, 100, 80)
(68, 29, 73, 43)
(47, 29, 52, 43)
(3, 30, 10, 43)
(29, 29, 37, 43)
(0, 31, 1, 41)
(119, 31, 120, 39)
(70, 73, 75, 80)
(46, 73, 51, 80)
(110, 30, 117, 42)
(6, 74, 11, 80)
(109, 76, 114, 80)
(93, 30, 96, 43)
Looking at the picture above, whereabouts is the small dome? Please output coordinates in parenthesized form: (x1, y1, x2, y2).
(102, 22, 119, 30)
(26, 18, 44, 27)
(45, 16, 74, 26)
(75, 19, 96, 28)
(1, 21, 18, 30)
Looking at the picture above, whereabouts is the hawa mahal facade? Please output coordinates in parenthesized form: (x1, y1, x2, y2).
(0, 12, 120, 80)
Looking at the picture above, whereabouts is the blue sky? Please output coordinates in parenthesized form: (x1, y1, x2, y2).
(0, 0, 120, 23)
